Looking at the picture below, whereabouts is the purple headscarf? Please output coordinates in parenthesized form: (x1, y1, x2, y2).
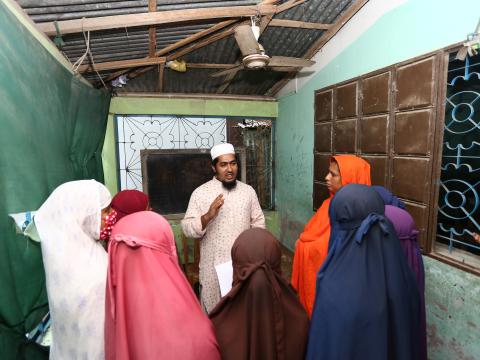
(385, 205, 426, 360)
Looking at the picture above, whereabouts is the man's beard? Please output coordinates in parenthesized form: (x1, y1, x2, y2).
(222, 179, 237, 190)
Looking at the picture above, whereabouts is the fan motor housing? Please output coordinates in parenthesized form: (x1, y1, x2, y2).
(243, 53, 270, 69)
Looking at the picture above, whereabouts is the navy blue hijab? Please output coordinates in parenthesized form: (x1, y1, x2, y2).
(307, 184, 420, 360)
(372, 185, 406, 209)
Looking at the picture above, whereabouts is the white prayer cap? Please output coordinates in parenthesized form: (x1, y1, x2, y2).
(211, 143, 235, 160)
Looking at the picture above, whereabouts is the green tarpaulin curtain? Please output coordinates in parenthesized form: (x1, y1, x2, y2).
(0, 3, 111, 358)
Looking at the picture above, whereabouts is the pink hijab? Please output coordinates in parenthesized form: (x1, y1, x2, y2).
(105, 211, 220, 360)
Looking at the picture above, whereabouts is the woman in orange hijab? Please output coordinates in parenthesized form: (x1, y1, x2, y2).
(291, 155, 371, 317)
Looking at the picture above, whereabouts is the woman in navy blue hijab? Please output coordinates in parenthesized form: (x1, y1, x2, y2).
(307, 184, 420, 360)
(372, 185, 406, 209)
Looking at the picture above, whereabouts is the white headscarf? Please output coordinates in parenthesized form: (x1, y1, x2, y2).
(35, 180, 111, 360)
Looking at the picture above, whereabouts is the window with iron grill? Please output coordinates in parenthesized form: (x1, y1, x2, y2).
(434, 53, 480, 267)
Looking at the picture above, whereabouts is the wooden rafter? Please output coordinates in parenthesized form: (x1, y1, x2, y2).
(101, 20, 237, 84)
(269, 19, 331, 30)
(167, 26, 237, 61)
(265, 0, 369, 96)
(276, 0, 308, 13)
(37, 5, 277, 36)
(116, 92, 276, 101)
(79, 57, 166, 73)
(155, 20, 237, 57)
(260, 14, 275, 32)
(148, 0, 157, 57)
(95, 0, 307, 89)
(124, 0, 286, 86)
(158, 63, 165, 92)
(113, 0, 284, 86)
(186, 63, 235, 69)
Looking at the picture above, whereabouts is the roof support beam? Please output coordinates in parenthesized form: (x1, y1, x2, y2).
(186, 63, 235, 69)
(167, 25, 238, 61)
(101, 20, 237, 84)
(121, 0, 285, 84)
(158, 63, 165, 92)
(148, 0, 157, 57)
(155, 20, 237, 58)
(37, 5, 277, 36)
(269, 19, 331, 30)
(276, 0, 308, 13)
(79, 57, 166, 73)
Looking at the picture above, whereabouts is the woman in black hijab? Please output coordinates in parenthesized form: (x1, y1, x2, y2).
(307, 184, 420, 360)
(209, 228, 309, 360)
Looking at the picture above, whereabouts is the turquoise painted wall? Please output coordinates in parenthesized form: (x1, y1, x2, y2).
(275, 1, 480, 359)
(424, 258, 480, 359)
(276, 0, 480, 249)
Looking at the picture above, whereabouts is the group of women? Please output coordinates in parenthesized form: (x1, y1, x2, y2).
(292, 155, 426, 360)
(32, 153, 426, 360)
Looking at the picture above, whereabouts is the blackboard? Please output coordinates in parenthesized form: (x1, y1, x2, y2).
(141, 149, 246, 217)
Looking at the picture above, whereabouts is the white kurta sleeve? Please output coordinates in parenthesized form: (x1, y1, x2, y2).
(250, 188, 266, 229)
(181, 190, 207, 239)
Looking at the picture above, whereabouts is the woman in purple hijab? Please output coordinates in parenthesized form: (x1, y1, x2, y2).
(384, 205, 427, 360)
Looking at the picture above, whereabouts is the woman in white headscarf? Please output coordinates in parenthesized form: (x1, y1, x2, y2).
(34, 179, 114, 359)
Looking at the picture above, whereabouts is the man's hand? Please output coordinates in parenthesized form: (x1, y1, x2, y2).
(201, 194, 224, 229)
(473, 233, 480, 243)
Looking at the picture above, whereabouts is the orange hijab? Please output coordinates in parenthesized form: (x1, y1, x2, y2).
(291, 155, 371, 317)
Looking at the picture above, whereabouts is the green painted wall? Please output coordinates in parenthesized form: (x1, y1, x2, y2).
(109, 96, 278, 118)
(1, 1, 110, 358)
(275, 0, 480, 359)
(102, 114, 118, 195)
(102, 96, 278, 194)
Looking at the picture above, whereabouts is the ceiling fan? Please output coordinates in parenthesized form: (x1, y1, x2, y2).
(210, 24, 315, 78)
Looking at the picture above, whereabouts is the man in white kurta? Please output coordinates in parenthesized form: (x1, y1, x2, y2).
(181, 143, 265, 312)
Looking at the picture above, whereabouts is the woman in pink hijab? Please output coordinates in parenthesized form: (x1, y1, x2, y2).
(105, 211, 220, 359)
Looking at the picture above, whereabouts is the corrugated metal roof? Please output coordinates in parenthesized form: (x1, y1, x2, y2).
(16, 0, 359, 95)
(225, 69, 285, 95)
(17, 0, 261, 22)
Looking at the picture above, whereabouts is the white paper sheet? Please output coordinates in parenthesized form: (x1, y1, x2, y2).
(215, 260, 233, 297)
(9, 211, 36, 234)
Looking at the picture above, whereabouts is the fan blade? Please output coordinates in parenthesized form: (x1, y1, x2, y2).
(210, 64, 244, 78)
(234, 25, 261, 57)
(456, 46, 468, 61)
(269, 66, 301, 72)
(268, 56, 315, 68)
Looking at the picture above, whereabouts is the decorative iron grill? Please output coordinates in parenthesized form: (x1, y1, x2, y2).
(116, 115, 226, 190)
(436, 54, 480, 256)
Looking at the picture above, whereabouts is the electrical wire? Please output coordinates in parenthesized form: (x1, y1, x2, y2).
(71, 18, 108, 89)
